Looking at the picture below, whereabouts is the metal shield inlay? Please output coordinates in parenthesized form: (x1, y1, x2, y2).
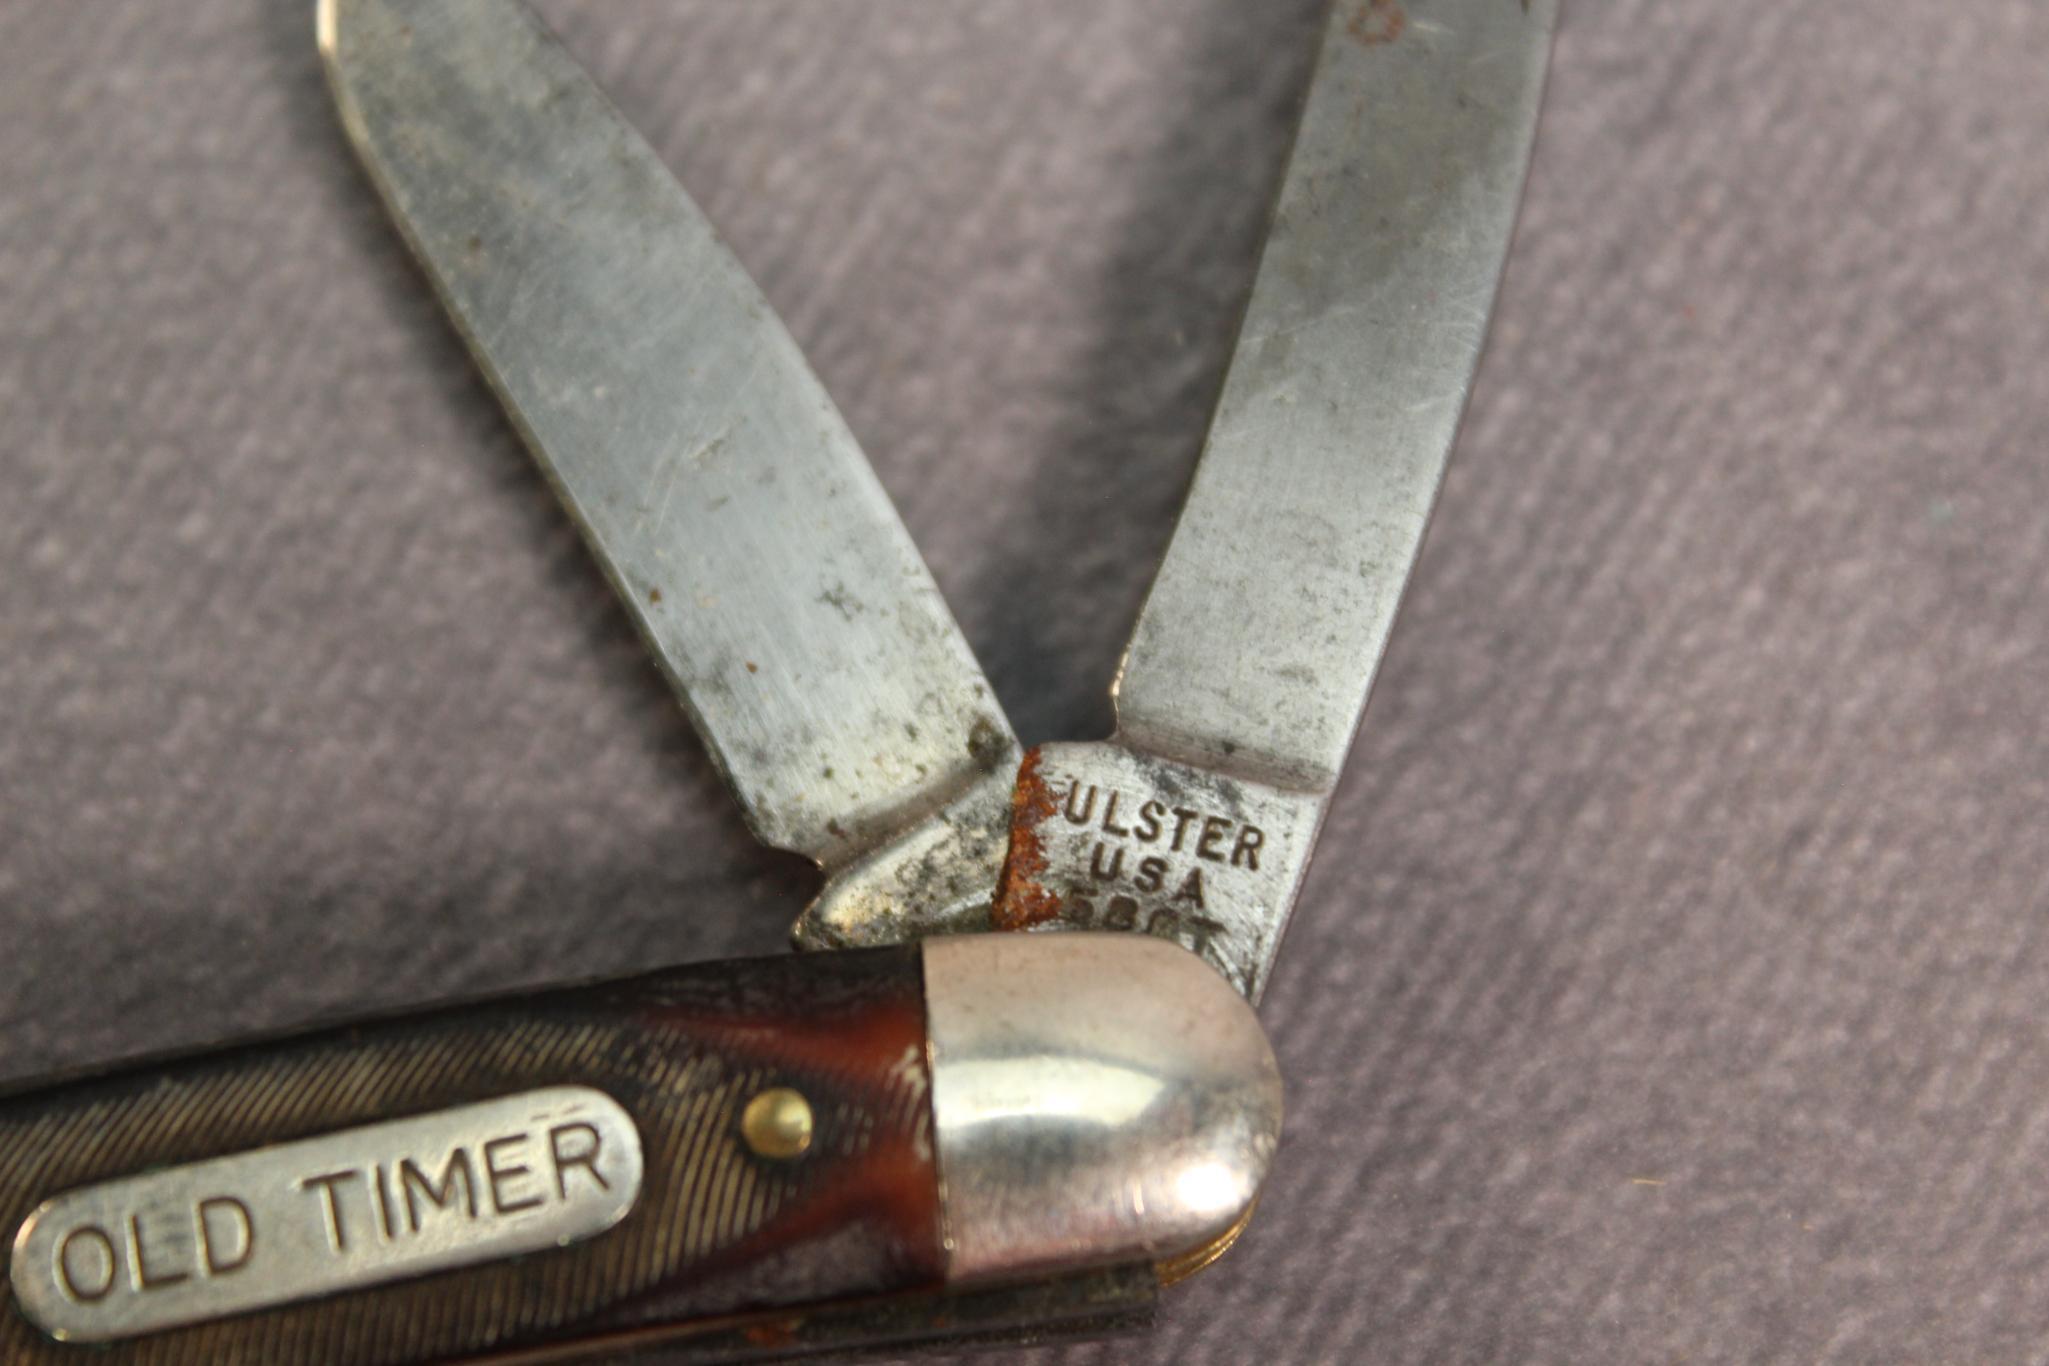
(9, 1087, 643, 1343)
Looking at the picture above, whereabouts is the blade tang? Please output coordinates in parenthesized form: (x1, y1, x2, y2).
(321, 0, 1018, 928)
(996, 0, 1556, 999)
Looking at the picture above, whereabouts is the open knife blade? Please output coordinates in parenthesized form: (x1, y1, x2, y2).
(979, 0, 1560, 1000)
(0, 2, 1553, 1361)
(320, 0, 1020, 947)
(0, 4, 1289, 1362)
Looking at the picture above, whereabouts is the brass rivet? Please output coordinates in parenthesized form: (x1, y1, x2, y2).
(740, 1087, 814, 1160)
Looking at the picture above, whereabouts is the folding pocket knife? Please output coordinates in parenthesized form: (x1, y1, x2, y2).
(0, 2, 1552, 1361)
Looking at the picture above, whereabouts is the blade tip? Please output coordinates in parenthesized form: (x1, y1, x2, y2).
(313, 0, 341, 62)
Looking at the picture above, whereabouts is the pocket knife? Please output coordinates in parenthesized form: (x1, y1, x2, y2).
(0, 2, 1553, 1361)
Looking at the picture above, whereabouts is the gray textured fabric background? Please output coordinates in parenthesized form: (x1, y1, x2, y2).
(4, 2, 2048, 1362)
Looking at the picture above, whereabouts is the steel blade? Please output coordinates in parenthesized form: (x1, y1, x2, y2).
(994, 0, 1556, 998)
(320, 0, 1017, 941)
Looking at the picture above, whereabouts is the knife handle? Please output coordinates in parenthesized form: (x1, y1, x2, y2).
(1, 935, 1280, 1365)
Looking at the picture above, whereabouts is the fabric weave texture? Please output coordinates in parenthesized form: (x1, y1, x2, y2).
(3, 2, 2047, 1361)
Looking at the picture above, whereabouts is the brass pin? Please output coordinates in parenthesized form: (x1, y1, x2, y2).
(740, 1087, 814, 1161)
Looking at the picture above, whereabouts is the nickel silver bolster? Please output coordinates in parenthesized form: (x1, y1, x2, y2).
(2, 938, 1269, 1360)
(923, 935, 1283, 1283)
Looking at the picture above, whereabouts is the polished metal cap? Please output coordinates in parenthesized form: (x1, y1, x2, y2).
(921, 934, 1282, 1284)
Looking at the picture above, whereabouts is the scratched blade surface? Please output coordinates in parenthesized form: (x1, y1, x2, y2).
(320, 0, 1018, 939)
(1117, 0, 1554, 789)
(992, 0, 1554, 999)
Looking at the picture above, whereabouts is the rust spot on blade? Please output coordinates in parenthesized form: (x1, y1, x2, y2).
(1347, 0, 1406, 46)
(993, 747, 1063, 930)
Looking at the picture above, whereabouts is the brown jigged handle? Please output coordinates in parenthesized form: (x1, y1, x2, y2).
(0, 948, 946, 1365)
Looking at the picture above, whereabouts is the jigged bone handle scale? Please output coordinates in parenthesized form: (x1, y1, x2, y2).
(1, 936, 1279, 1364)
